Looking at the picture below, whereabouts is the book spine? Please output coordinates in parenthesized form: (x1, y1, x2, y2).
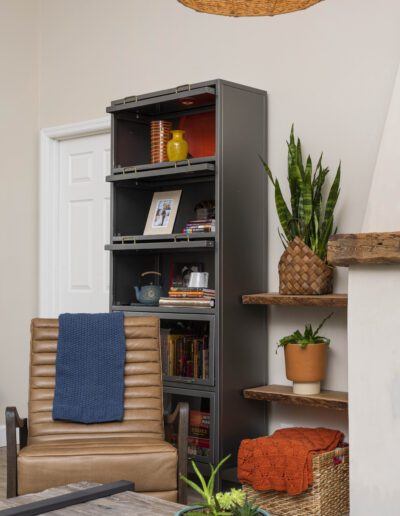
(167, 336, 174, 376)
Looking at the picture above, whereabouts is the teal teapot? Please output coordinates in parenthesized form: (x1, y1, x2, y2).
(134, 271, 163, 305)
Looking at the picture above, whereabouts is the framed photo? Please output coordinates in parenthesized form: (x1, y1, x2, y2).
(144, 190, 182, 235)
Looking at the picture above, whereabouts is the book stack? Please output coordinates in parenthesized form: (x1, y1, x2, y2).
(159, 287, 216, 308)
(188, 410, 210, 457)
(183, 218, 215, 234)
(171, 409, 210, 458)
(161, 333, 209, 380)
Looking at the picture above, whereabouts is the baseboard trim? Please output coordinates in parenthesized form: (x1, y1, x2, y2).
(0, 424, 5, 447)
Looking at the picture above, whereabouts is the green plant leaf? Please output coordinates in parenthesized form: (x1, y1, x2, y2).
(288, 163, 302, 219)
(296, 137, 304, 178)
(180, 474, 208, 500)
(323, 163, 341, 226)
(207, 454, 231, 496)
(259, 155, 275, 185)
(274, 179, 293, 241)
(191, 460, 208, 497)
(300, 156, 313, 226)
(318, 215, 333, 260)
(314, 312, 334, 335)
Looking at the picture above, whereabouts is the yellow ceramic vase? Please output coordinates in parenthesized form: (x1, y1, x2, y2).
(167, 130, 188, 161)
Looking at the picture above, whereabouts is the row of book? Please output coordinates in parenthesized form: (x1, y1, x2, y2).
(183, 218, 215, 234)
(159, 287, 216, 308)
(161, 333, 209, 379)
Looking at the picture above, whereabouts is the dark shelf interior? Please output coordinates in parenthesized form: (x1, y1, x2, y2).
(164, 389, 212, 462)
(113, 176, 215, 236)
(112, 249, 215, 308)
(113, 92, 216, 168)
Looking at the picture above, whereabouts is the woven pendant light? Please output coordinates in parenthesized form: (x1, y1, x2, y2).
(178, 0, 322, 17)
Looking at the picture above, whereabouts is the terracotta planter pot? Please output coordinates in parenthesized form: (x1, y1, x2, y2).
(284, 343, 328, 395)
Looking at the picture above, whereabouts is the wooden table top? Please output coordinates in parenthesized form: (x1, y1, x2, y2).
(0, 482, 186, 515)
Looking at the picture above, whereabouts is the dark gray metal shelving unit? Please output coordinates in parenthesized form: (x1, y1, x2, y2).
(105, 79, 268, 479)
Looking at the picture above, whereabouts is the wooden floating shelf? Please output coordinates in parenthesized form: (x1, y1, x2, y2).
(328, 231, 400, 266)
(243, 384, 348, 411)
(242, 292, 348, 307)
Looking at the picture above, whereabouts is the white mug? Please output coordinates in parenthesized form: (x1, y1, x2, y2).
(188, 272, 209, 289)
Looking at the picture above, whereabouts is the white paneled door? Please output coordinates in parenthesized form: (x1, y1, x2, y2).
(58, 133, 110, 313)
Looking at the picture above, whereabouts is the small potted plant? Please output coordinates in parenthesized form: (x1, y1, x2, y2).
(261, 126, 341, 295)
(277, 313, 333, 395)
(176, 455, 269, 515)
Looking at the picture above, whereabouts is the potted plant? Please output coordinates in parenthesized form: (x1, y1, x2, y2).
(277, 313, 333, 395)
(176, 455, 269, 515)
(261, 126, 341, 295)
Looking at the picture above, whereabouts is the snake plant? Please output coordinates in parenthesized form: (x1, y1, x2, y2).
(261, 126, 341, 261)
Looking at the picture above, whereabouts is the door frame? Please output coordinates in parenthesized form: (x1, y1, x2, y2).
(39, 117, 111, 316)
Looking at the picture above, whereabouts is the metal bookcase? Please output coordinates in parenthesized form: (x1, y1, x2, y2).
(105, 79, 268, 480)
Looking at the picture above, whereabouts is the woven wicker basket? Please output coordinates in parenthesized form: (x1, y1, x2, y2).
(243, 447, 349, 516)
(178, 0, 322, 17)
(279, 237, 333, 295)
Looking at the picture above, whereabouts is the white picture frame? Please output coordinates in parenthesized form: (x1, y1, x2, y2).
(144, 190, 182, 235)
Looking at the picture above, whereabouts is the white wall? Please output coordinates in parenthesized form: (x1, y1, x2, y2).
(348, 266, 400, 515)
(0, 0, 40, 426)
(347, 65, 400, 514)
(1, 0, 400, 437)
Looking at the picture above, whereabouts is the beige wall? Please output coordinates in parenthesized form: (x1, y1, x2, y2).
(37, 0, 400, 437)
(0, 0, 40, 426)
(1, 0, 400, 435)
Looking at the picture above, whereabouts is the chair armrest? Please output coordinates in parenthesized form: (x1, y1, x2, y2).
(5, 407, 28, 498)
(164, 402, 189, 505)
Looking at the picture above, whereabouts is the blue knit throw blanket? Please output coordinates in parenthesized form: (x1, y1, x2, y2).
(53, 312, 125, 424)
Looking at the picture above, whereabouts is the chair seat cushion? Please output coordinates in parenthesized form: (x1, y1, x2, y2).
(18, 437, 177, 495)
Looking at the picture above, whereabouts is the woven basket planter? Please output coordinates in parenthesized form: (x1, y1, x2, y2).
(178, 0, 322, 17)
(243, 447, 349, 516)
(279, 237, 333, 295)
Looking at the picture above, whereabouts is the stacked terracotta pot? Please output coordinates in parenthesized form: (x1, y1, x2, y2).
(151, 120, 172, 163)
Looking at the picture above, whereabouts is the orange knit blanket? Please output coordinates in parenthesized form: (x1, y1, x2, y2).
(238, 427, 344, 495)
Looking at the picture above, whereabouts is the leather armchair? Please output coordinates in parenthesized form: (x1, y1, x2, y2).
(6, 317, 188, 504)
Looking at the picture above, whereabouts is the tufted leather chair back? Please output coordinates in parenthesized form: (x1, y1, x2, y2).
(28, 317, 164, 444)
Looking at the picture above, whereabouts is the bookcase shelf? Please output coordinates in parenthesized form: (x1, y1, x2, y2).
(113, 305, 215, 315)
(106, 240, 215, 252)
(106, 79, 268, 475)
(243, 385, 348, 411)
(108, 156, 215, 184)
(242, 292, 348, 307)
(112, 233, 215, 243)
